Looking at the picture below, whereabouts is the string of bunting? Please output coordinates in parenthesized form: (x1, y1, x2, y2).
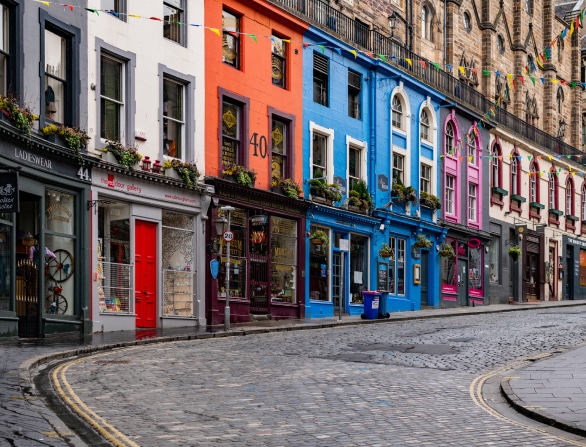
(35, 0, 585, 161)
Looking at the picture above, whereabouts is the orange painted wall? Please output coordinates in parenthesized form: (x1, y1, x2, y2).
(204, 0, 308, 191)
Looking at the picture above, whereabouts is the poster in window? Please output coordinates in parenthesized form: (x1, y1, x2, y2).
(580, 250, 586, 286)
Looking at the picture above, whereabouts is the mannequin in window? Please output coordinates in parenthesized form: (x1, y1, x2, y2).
(45, 86, 57, 120)
(29, 235, 56, 264)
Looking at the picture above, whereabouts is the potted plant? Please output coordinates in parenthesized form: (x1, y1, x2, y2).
(278, 178, 302, 199)
(438, 243, 455, 258)
(391, 181, 418, 204)
(420, 191, 442, 210)
(221, 162, 257, 187)
(324, 183, 343, 203)
(102, 140, 143, 169)
(309, 229, 329, 246)
(414, 234, 433, 249)
(349, 180, 373, 212)
(163, 159, 200, 186)
(509, 245, 521, 262)
(0, 94, 38, 135)
(379, 243, 394, 258)
(41, 123, 90, 154)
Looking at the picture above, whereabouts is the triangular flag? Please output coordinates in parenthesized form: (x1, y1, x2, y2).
(349, 49, 357, 58)
(419, 60, 426, 69)
(334, 48, 341, 56)
(149, 16, 163, 21)
(85, 8, 99, 14)
(483, 69, 490, 76)
(540, 78, 545, 84)
(404, 58, 412, 66)
(432, 62, 441, 71)
(570, 20, 574, 35)
(209, 28, 221, 37)
(303, 42, 309, 48)
(378, 54, 387, 62)
(517, 74, 524, 85)
(458, 66, 466, 75)
(248, 34, 257, 42)
(527, 155, 532, 161)
(551, 78, 559, 84)
(318, 45, 325, 53)
(446, 64, 452, 72)
(530, 76, 535, 86)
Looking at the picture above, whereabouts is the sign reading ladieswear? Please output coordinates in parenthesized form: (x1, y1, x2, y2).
(93, 171, 201, 208)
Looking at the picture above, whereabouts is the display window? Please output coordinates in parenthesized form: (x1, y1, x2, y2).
(388, 236, 406, 295)
(0, 218, 11, 311)
(441, 240, 457, 294)
(217, 207, 246, 299)
(97, 201, 132, 313)
(162, 211, 195, 317)
(270, 216, 297, 303)
(350, 234, 368, 304)
(468, 245, 483, 296)
(309, 225, 330, 301)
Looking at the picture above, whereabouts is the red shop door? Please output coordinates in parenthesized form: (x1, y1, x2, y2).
(135, 220, 157, 328)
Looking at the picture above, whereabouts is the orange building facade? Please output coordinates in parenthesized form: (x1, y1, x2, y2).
(204, 0, 309, 325)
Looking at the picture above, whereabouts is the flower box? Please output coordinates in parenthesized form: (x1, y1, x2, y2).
(46, 133, 66, 147)
(529, 202, 545, 209)
(510, 194, 526, 203)
(164, 168, 181, 180)
(492, 186, 508, 196)
(101, 151, 117, 164)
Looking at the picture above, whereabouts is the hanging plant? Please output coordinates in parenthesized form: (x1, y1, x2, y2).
(509, 245, 521, 261)
(379, 243, 394, 258)
(309, 229, 329, 246)
(438, 243, 455, 258)
(414, 234, 433, 249)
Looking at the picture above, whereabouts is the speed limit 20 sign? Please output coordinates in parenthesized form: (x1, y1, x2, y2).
(223, 230, 234, 242)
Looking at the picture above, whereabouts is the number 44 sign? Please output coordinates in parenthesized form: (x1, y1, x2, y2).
(77, 167, 91, 182)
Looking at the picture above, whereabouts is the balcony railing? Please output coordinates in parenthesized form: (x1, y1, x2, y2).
(271, 0, 583, 159)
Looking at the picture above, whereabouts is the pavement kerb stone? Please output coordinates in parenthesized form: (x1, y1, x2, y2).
(500, 375, 586, 438)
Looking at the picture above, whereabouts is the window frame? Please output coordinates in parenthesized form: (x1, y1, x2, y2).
(96, 40, 136, 148)
(163, 0, 186, 46)
(510, 151, 520, 197)
(222, 9, 241, 69)
(348, 69, 362, 120)
(445, 174, 455, 215)
(548, 167, 560, 223)
(445, 121, 455, 157)
(309, 121, 334, 182)
(0, 2, 19, 98)
(103, 0, 127, 21)
(391, 95, 403, 130)
(420, 108, 431, 142)
(468, 182, 477, 223)
(313, 52, 329, 107)
(219, 89, 250, 171)
(160, 66, 195, 162)
(40, 11, 80, 129)
(420, 163, 431, 194)
(566, 177, 575, 223)
(392, 152, 405, 185)
(271, 34, 287, 89)
(347, 136, 367, 191)
(269, 107, 295, 183)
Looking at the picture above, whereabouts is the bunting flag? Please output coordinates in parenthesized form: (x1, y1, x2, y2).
(334, 48, 342, 56)
(446, 64, 452, 72)
(419, 60, 426, 69)
(209, 28, 221, 37)
(349, 49, 357, 58)
(378, 54, 387, 62)
(404, 58, 412, 67)
(458, 66, 466, 75)
(432, 62, 441, 71)
(483, 69, 490, 76)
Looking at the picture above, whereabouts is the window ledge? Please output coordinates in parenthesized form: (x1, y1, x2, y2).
(492, 186, 508, 196)
(491, 197, 504, 207)
(511, 194, 527, 203)
(529, 202, 545, 209)
(548, 217, 560, 226)
(549, 209, 564, 216)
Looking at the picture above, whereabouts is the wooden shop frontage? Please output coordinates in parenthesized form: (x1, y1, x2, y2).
(205, 178, 310, 325)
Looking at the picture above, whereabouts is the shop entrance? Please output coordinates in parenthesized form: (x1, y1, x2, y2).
(15, 192, 41, 338)
(332, 251, 345, 314)
(420, 251, 429, 307)
(135, 220, 157, 328)
(457, 259, 468, 306)
(523, 253, 539, 301)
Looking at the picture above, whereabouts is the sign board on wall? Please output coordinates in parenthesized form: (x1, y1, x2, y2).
(0, 171, 19, 212)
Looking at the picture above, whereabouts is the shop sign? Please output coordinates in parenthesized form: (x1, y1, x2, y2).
(0, 171, 18, 212)
(567, 237, 586, 248)
(0, 142, 80, 178)
(377, 174, 389, 192)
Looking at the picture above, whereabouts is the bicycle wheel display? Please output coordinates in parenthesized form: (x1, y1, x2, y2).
(47, 249, 74, 282)
(45, 293, 68, 315)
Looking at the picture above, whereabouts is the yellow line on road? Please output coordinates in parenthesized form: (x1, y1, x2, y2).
(51, 352, 141, 447)
(470, 357, 586, 446)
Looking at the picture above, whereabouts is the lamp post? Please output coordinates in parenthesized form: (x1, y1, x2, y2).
(218, 206, 235, 330)
(388, 11, 397, 38)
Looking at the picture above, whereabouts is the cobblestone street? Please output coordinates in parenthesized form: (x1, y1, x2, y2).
(48, 307, 586, 446)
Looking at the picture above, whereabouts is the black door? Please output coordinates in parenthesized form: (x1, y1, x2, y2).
(420, 251, 429, 307)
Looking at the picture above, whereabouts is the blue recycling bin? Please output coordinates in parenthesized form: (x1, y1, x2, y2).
(361, 291, 381, 320)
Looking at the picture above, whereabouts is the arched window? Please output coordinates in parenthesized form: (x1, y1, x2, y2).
(510, 154, 518, 196)
(422, 6, 428, 40)
(467, 133, 476, 165)
(445, 121, 455, 156)
(529, 162, 538, 203)
(391, 95, 403, 130)
(557, 86, 564, 114)
(566, 177, 575, 217)
(420, 109, 430, 141)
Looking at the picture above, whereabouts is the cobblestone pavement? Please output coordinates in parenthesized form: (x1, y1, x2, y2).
(52, 306, 586, 446)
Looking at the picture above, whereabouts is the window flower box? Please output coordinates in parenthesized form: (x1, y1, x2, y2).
(420, 191, 441, 210)
(510, 194, 526, 203)
(566, 215, 579, 222)
(529, 202, 545, 209)
(549, 209, 564, 216)
(491, 186, 508, 196)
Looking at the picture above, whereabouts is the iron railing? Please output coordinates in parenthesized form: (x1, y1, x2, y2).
(271, 0, 583, 159)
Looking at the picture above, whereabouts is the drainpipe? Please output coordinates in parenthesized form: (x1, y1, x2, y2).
(443, 0, 447, 68)
(369, 69, 376, 205)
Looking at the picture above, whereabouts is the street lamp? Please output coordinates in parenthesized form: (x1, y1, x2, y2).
(388, 11, 397, 38)
(218, 206, 235, 331)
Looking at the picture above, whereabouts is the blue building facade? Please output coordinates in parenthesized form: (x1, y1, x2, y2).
(302, 26, 446, 318)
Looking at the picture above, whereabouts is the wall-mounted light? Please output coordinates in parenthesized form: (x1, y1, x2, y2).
(388, 11, 397, 38)
(379, 223, 385, 232)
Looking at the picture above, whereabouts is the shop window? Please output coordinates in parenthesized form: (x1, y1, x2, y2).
(222, 10, 240, 69)
(313, 53, 329, 106)
(350, 234, 368, 304)
(488, 237, 499, 284)
(271, 117, 290, 183)
(97, 201, 132, 313)
(0, 220, 11, 311)
(222, 98, 244, 168)
(441, 241, 457, 293)
(271, 35, 287, 88)
(162, 211, 195, 317)
(163, 76, 184, 159)
(217, 208, 246, 299)
(469, 245, 483, 296)
(164, 0, 185, 45)
(270, 216, 297, 304)
(388, 237, 405, 295)
(309, 225, 330, 301)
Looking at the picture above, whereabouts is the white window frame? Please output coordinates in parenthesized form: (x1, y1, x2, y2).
(309, 122, 334, 182)
(100, 53, 125, 143)
(468, 182, 477, 222)
(566, 179, 573, 216)
(163, 76, 186, 160)
(510, 157, 518, 196)
(446, 174, 455, 215)
(391, 95, 403, 130)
